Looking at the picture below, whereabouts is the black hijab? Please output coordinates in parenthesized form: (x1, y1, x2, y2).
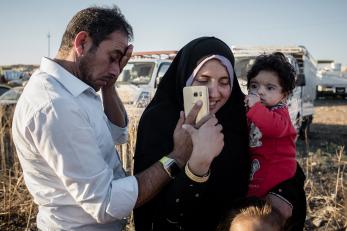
(134, 37, 250, 230)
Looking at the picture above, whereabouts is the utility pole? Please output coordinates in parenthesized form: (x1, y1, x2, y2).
(47, 32, 51, 58)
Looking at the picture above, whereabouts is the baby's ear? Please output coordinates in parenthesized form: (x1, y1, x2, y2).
(282, 91, 289, 99)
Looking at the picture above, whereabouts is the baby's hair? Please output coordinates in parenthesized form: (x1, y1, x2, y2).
(247, 52, 296, 95)
(216, 197, 285, 231)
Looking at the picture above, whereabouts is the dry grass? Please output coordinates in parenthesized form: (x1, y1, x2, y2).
(0, 101, 346, 231)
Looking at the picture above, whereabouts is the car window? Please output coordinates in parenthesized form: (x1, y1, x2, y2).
(117, 62, 155, 85)
(0, 86, 10, 96)
(155, 63, 171, 87)
(0, 88, 23, 100)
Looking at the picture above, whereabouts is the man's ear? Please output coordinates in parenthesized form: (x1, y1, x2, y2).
(74, 31, 89, 56)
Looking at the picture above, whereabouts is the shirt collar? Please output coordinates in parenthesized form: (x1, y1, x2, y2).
(39, 57, 95, 97)
(270, 103, 287, 110)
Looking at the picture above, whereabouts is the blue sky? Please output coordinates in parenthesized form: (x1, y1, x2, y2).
(1, 0, 346, 67)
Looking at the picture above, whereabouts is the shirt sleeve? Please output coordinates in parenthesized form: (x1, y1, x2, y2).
(247, 103, 293, 137)
(107, 112, 129, 145)
(26, 99, 138, 223)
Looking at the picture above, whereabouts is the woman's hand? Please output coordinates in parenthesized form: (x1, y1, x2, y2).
(183, 116, 224, 176)
(170, 101, 203, 167)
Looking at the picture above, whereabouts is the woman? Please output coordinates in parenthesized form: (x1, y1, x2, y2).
(133, 37, 306, 230)
(134, 37, 250, 230)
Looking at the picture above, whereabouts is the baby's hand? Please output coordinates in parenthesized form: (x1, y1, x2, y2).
(244, 93, 260, 108)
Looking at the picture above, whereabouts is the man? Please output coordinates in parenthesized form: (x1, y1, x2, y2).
(12, 6, 223, 231)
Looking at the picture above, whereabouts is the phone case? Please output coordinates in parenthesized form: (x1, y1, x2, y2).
(183, 86, 209, 123)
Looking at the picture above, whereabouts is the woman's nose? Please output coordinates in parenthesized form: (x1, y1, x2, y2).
(208, 83, 220, 97)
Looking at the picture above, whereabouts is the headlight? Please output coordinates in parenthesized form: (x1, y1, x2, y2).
(135, 91, 151, 108)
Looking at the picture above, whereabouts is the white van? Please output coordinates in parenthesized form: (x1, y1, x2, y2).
(116, 47, 318, 138)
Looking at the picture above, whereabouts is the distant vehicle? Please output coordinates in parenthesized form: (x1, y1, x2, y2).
(116, 51, 176, 108)
(3, 70, 23, 81)
(0, 86, 24, 105)
(232, 45, 319, 138)
(0, 84, 11, 96)
(316, 61, 347, 99)
(316, 75, 347, 99)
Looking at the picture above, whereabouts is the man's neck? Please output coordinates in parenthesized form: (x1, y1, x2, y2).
(53, 55, 80, 79)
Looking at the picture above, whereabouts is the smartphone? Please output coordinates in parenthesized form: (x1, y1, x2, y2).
(183, 86, 209, 123)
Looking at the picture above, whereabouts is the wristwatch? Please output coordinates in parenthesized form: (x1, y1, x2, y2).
(159, 156, 180, 179)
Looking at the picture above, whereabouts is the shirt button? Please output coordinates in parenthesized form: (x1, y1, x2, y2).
(180, 213, 184, 217)
(278, 188, 282, 193)
(195, 193, 199, 198)
(176, 198, 180, 203)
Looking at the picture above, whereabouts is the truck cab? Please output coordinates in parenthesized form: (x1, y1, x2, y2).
(316, 60, 347, 99)
(116, 51, 176, 108)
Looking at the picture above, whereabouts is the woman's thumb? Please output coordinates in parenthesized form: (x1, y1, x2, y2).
(182, 124, 196, 135)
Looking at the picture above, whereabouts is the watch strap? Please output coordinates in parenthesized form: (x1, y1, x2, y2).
(159, 156, 180, 179)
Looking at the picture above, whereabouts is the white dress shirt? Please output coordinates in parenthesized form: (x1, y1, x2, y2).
(12, 57, 138, 231)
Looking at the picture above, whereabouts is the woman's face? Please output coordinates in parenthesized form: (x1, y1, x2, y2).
(192, 59, 231, 114)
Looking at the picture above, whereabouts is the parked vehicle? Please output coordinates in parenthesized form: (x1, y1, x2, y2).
(232, 46, 319, 138)
(316, 60, 347, 99)
(0, 86, 24, 105)
(116, 47, 318, 139)
(116, 51, 176, 108)
(0, 84, 11, 96)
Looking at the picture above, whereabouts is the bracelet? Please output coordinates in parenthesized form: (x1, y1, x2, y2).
(184, 163, 210, 183)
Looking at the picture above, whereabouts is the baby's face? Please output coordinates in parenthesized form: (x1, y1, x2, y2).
(248, 70, 286, 107)
(229, 217, 280, 231)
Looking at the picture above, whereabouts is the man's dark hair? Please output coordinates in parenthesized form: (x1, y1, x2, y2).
(59, 5, 133, 54)
(247, 52, 296, 95)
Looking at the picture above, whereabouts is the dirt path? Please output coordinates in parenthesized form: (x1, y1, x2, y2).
(297, 99, 347, 155)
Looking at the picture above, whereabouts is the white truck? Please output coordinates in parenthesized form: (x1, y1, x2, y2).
(116, 51, 176, 108)
(116, 46, 318, 138)
(316, 60, 347, 99)
(232, 46, 318, 137)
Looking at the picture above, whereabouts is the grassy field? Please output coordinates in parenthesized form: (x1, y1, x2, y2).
(0, 100, 346, 230)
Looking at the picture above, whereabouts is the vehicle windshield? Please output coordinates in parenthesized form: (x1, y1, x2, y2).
(117, 62, 155, 85)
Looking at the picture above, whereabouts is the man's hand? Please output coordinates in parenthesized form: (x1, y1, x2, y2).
(170, 100, 204, 166)
(102, 44, 134, 91)
(182, 116, 224, 176)
(120, 44, 133, 71)
(100, 45, 133, 127)
(244, 93, 260, 108)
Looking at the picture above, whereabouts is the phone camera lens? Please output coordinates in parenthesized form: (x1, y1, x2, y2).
(193, 92, 198, 97)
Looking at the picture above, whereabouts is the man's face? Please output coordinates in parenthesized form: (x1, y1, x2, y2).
(78, 31, 128, 91)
